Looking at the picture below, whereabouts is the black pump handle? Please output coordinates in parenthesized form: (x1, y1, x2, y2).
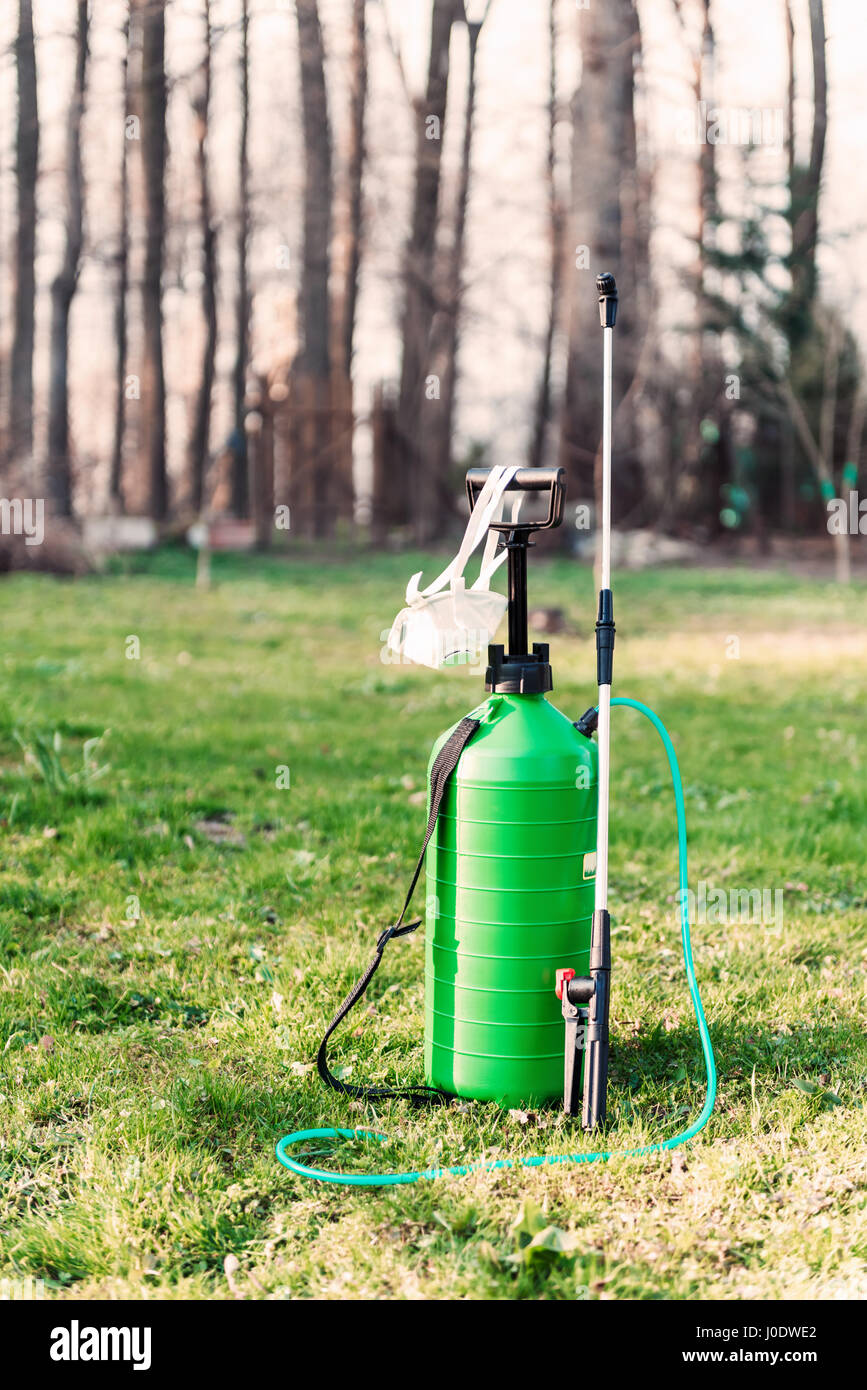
(465, 466, 565, 532)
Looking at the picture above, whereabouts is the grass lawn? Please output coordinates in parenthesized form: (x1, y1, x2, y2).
(0, 546, 865, 1301)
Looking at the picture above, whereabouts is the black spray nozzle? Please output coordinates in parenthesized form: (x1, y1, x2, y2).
(596, 271, 618, 329)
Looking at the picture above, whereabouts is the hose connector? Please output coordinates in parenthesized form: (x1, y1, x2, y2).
(575, 706, 599, 738)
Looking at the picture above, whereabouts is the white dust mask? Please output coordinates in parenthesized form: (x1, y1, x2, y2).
(386, 466, 521, 669)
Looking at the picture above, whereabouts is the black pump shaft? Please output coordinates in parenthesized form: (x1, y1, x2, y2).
(464, 466, 565, 663)
(506, 535, 528, 656)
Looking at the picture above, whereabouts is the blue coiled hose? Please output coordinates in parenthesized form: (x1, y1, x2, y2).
(276, 697, 717, 1186)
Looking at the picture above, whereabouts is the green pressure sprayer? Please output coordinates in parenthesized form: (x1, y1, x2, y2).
(277, 274, 717, 1185)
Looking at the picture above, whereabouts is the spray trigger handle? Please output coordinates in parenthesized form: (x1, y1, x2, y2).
(558, 972, 590, 1119)
(556, 909, 611, 1127)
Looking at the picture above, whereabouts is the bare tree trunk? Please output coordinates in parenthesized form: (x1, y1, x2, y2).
(784, 0, 795, 193)
(46, 1, 89, 518)
(395, 0, 460, 532)
(188, 0, 217, 516)
(819, 318, 847, 579)
(780, 0, 797, 533)
(528, 0, 562, 473)
(782, 0, 832, 559)
(559, 0, 645, 518)
(295, 0, 332, 382)
(293, 0, 333, 538)
(248, 383, 275, 551)
(844, 372, 866, 571)
(231, 0, 251, 517)
(10, 0, 39, 465)
(819, 320, 841, 477)
(787, 0, 827, 343)
(110, 9, 132, 512)
(328, 0, 367, 528)
(695, 1, 724, 532)
(137, 0, 168, 520)
(339, 0, 367, 377)
(845, 378, 867, 486)
(782, 376, 849, 584)
(423, 12, 491, 539)
(780, 410, 796, 531)
(667, 0, 722, 530)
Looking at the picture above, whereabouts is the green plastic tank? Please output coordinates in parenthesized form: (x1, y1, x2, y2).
(424, 690, 598, 1106)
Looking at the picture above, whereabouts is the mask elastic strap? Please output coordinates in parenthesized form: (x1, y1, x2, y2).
(444, 464, 518, 602)
(405, 465, 515, 607)
(472, 487, 522, 592)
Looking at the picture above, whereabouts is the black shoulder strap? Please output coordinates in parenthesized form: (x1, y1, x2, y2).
(316, 714, 481, 1104)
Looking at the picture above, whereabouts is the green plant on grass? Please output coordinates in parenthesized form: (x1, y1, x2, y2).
(13, 727, 110, 796)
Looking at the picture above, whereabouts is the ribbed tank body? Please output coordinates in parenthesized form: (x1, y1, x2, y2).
(424, 693, 598, 1105)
